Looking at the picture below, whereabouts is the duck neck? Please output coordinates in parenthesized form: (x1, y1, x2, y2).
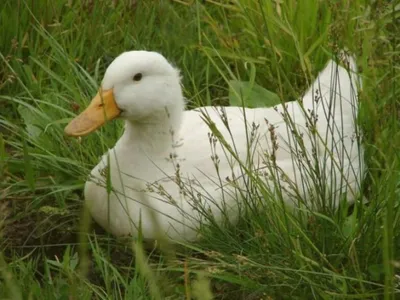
(120, 108, 183, 153)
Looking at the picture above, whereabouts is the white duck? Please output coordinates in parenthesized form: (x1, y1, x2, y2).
(65, 51, 363, 242)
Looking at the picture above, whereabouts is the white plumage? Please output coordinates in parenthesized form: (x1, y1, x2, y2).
(67, 51, 364, 241)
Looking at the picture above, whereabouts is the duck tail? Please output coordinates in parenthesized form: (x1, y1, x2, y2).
(306, 49, 362, 114)
(337, 49, 362, 91)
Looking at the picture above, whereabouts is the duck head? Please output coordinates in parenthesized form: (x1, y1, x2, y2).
(65, 51, 184, 137)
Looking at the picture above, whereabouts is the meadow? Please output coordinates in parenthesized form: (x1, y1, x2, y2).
(0, 0, 399, 299)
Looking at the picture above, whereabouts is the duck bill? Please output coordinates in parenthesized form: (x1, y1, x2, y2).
(64, 88, 121, 137)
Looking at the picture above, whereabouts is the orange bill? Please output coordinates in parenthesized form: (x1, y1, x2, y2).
(64, 88, 121, 137)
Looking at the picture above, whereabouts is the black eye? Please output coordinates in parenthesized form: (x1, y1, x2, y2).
(133, 73, 142, 81)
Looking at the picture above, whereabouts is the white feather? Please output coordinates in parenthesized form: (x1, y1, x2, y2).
(84, 51, 364, 241)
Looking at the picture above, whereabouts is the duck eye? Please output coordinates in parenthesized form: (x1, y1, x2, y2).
(133, 73, 142, 81)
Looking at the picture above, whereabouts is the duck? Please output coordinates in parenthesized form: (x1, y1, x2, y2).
(65, 50, 364, 242)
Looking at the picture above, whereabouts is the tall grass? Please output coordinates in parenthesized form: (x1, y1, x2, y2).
(1, 0, 399, 299)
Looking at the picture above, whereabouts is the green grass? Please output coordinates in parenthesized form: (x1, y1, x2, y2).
(1, 0, 399, 299)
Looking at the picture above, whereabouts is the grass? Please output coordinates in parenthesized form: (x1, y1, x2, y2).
(1, 0, 399, 299)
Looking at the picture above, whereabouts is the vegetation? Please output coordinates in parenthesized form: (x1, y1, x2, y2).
(1, 0, 399, 299)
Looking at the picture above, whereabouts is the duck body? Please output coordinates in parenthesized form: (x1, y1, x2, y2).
(65, 51, 363, 241)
